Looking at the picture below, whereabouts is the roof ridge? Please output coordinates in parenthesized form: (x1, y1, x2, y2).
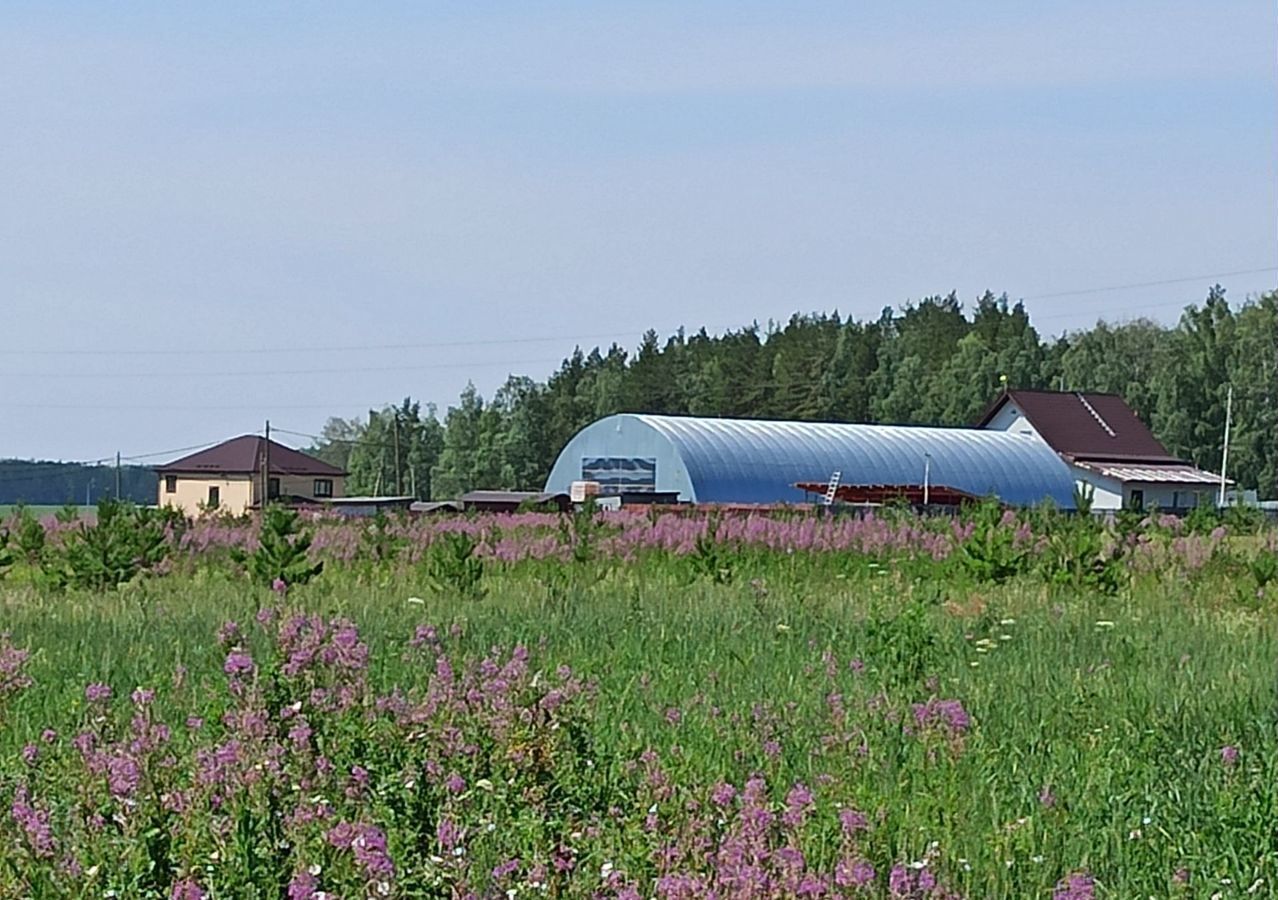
(1074, 392, 1116, 437)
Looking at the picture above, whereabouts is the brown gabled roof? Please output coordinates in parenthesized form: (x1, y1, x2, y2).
(156, 436, 345, 477)
(976, 390, 1180, 463)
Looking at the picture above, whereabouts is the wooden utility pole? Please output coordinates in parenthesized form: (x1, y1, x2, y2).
(262, 420, 272, 507)
(392, 411, 402, 496)
(1218, 385, 1232, 507)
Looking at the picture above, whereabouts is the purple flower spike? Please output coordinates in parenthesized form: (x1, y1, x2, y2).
(286, 871, 319, 900)
(1054, 871, 1095, 900)
(223, 650, 255, 677)
(170, 879, 207, 900)
(889, 864, 913, 896)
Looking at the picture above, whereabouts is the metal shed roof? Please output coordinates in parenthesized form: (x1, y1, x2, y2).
(546, 414, 1079, 507)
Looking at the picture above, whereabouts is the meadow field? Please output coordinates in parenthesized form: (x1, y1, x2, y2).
(0, 504, 1275, 898)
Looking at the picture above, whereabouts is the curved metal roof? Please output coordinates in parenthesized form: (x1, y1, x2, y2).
(557, 415, 1077, 506)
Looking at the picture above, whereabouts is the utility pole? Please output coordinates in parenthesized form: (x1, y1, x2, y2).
(1218, 385, 1232, 507)
(262, 420, 272, 508)
(923, 453, 931, 507)
(114, 451, 121, 499)
(392, 411, 402, 496)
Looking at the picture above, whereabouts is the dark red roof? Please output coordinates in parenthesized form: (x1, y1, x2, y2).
(976, 390, 1179, 463)
(156, 436, 345, 476)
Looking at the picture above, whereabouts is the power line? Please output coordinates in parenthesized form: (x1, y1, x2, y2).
(271, 426, 401, 452)
(0, 401, 393, 411)
(0, 331, 643, 358)
(1029, 294, 1233, 323)
(120, 439, 227, 462)
(1020, 267, 1277, 301)
(3, 265, 1273, 360)
(0, 357, 567, 381)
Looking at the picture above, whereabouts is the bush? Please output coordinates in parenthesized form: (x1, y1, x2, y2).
(360, 511, 406, 564)
(234, 505, 323, 588)
(0, 528, 13, 580)
(1038, 516, 1127, 595)
(7, 503, 46, 565)
(423, 531, 485, 599)
(954, 498, 1030, 584)
(690, 509, 734, 584)
(44, 499, 169, 591)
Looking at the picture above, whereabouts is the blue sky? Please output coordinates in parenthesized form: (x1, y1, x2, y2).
(2, 2, 1274, 461)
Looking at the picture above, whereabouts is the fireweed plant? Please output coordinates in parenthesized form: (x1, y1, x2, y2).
(0, 505, 1274, 897)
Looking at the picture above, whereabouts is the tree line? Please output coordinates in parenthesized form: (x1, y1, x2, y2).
(309, 287, 1277, 499)
(0, 462, 156, 506)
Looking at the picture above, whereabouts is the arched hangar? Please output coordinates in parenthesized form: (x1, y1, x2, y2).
(544, 414, 1078, 507)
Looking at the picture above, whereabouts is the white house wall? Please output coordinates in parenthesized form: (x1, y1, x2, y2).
(1124, 483, 1209, 511)
(1069, 467, 1212, 511)
(984, 401, 1040, 439)
(1070, 466, 1123, 510)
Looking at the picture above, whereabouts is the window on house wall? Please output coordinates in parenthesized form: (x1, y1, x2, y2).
(313, 479, 333, 498)
(165, 476, 177, 494)
(268, 478, 280, 499)
(1129, 489, 1144, 511)
(207, 486, 220, 508)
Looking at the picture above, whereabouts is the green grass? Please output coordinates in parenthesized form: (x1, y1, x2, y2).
(1, 554, 1275, 897)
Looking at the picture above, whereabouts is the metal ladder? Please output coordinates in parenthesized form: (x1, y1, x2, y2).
(823, 471, 842, 506)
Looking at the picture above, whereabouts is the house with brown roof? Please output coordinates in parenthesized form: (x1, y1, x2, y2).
(977, 390, 1224, 511)
(156, 436, 346, 516)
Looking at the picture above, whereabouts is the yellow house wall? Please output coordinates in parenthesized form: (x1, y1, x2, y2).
(273, 474, 346, 502)
(159, 473, 346, 516)
(158, 475, 255, 517)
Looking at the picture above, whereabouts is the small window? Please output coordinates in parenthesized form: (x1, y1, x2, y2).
(207, 486, 220, 509)
(313, 478, 333, 498)
(165, 475, 177, 494)
(1129, 489, 1144, 511)
(268, 477, 280, 499)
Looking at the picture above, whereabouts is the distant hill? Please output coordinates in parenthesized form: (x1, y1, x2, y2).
(0, 460, 157, 505)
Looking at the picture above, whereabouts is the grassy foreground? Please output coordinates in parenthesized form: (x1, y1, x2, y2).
(0, 552, 1275, 898)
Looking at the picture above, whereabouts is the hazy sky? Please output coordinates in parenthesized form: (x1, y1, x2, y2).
(2, 2, 1274, 462)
